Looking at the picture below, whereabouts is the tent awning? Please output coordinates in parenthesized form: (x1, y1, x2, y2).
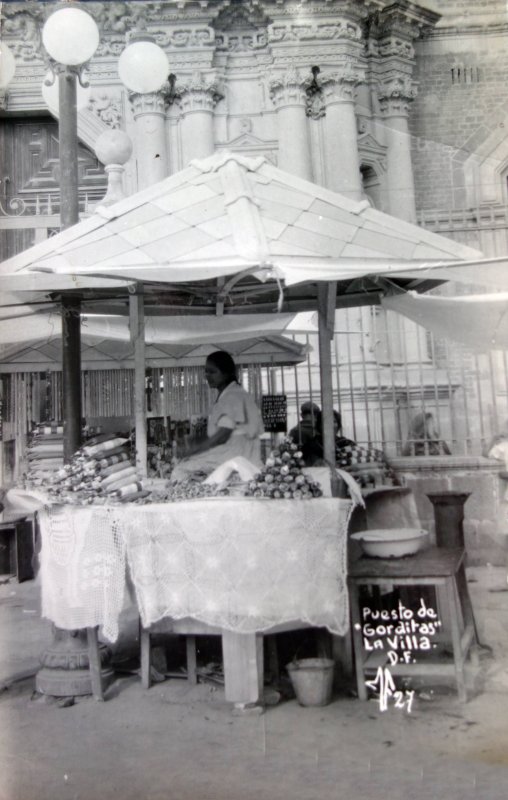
(0, 152, 486, 319)
(382, 291, 508, 351)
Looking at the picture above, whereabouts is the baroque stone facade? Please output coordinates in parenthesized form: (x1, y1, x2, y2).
(1, 0, 441, 221)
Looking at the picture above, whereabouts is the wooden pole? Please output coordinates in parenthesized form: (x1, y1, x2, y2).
(130, 290, 147, 477)
(62, 296, 82, 461)
(59, 68, 81, 461)
(317, 281, 344, 497)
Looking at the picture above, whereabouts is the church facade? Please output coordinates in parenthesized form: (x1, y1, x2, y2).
(2, 1, 508, 558)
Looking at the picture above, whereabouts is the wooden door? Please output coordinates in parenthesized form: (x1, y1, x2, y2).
(0, 115, 107, 259)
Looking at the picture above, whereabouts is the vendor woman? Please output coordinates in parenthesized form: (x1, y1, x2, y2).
(172, 350, 264, 480)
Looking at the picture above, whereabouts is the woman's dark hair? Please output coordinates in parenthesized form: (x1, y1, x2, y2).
(206, 350, 238, 381)
(333, 410, 342, 430)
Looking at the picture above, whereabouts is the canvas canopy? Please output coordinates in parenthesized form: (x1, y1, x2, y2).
(382, 291, 508, 351)
(0, 315, 310, 371)
(0, 152, 489, 324)
(1, 151, 502, 479)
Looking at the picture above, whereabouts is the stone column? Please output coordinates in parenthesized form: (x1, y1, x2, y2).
(130, 90, 167, 189)
(320, 66, 365, 200)
(177, 72, 223, 165)
(269, 67, 312, 182)
(378, 77, 418, 223)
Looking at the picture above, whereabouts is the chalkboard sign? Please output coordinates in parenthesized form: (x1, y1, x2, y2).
(261, 394, 287, 433)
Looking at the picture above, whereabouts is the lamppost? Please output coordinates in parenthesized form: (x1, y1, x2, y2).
(37, 7, 170, 698)
(42, 7, 99, 462)
(42, 7, 169, 464)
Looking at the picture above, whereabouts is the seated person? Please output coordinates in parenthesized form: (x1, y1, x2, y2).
(289, 401, 323, 466)
(172, 350, 264, 480)
(402, 412, 451, 456)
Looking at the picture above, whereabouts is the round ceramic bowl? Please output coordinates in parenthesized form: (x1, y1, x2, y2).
(351, 528, 429, 558)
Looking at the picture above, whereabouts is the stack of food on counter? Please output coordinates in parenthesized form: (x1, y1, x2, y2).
(149, 478, 231, 503)
(335, 441, 397, 489)
(45, 433, 149, 505)
(24, 423, 65, 482)
(149, 444, 323, 503)
(245, 439, 323, 499)
(34, 438, 324, 506)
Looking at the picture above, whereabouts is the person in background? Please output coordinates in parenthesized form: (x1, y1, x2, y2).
(484, 419, 508, 459)
(402, 411, 451, 456)
(172, 350, 264, 479)
(332, 410, 356, 453)
(289, 401, 322, 466)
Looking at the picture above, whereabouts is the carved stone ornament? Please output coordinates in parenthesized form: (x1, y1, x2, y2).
(129, 90, 167, 117)
(212, 0, 270, 52)
(212, 1, 271, 32)
(357, 132, 388, 174)
(152, 27, 215, 49)
(2, 6, 44, 63)
(176, 71, 225, 113)
(318, 63, 366, 104)
(302, 67, 325, 120)
(88, 92, 123, 129)
(268, 18, 362, 44)
(377, 76, 418, 115)
(92, 2, 163, 35)
(379, 37, 414, 60)
(215, 30, 268, 52)
(269, 66, 308, 109)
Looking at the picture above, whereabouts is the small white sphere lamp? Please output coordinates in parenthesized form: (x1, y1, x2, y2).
(42, 7, 99, 66)
(94, 129, 133, 207)
(95, 129, 133, 166)
(118, 40, 169, 94)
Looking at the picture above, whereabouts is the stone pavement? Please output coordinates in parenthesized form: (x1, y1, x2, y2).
(1, 577, 508, 800)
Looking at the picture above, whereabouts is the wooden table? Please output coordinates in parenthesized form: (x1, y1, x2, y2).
(140, 616, 319, 708)
(348, 547, 479, 702)
(37, 498, 352, 707)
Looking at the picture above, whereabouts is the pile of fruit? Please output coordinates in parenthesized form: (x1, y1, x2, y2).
(150, 479, 230, 503)
(44, 434, 148, 505)
(244, 440, 322, 499)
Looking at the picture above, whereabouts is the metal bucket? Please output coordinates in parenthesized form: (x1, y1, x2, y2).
(286, 658, 334, 707)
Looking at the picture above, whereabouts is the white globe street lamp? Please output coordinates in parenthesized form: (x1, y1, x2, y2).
(42, 6, 99, 462)
(42, 7, 100, 232)
(42, 7, 100, 67)
(118, 38, 169, 95)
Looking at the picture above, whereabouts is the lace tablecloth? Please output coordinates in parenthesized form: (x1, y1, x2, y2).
(38, 498, 352, 641)
(39, 505, 126, 642)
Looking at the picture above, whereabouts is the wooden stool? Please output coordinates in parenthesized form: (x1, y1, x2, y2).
(348, 547, 479, 702)
(86, 627, 105, 701)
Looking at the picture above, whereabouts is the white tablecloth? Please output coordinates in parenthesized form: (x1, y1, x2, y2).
(38, 498, 352, 641)
(39, 505, 126, 642)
